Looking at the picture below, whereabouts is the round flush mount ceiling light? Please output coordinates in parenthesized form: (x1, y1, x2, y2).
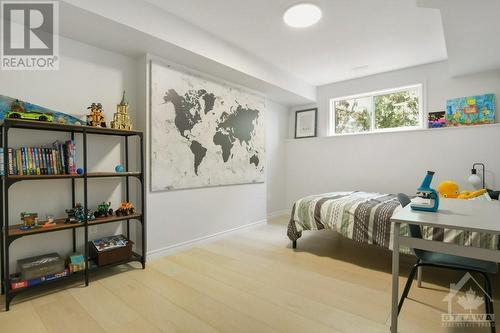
(283, 3, 322, 28)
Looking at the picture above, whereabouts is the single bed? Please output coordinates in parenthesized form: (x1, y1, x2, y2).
(287, 191, 499, 253)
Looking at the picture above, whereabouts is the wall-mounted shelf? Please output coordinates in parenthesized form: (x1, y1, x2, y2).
(286, 122, 500, 142)
(0, 119, 146, 311)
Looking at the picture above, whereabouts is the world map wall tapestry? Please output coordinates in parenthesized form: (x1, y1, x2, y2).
(150, 61, 266, 191)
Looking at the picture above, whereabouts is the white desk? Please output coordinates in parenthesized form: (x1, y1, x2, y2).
(390, 199, 500, 333)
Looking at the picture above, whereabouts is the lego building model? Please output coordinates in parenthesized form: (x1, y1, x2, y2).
(111, 91, 133, 130)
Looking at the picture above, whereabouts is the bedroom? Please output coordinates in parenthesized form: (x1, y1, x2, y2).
(0, 0, 500, 332)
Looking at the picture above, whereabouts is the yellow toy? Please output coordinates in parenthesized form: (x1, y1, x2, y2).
(437, 180, 487, 199)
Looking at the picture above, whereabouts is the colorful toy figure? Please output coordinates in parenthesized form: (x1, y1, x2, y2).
(86, 103, 107, 127)
(68, 252, 85, 273)
(111, 91, 133, 130)
(115, 202, 135, 216)
(65, 203, 95, 224)
(20, 212, 39, 230)
(43, 215, 56, 228)
(410, 171, 439, 212)
(94, 202, 114, 218)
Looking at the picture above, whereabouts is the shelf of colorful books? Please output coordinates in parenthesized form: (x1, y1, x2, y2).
(0, 116, 146, 311)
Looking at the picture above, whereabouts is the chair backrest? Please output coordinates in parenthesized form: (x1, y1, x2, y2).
(397, 193, 425, 258)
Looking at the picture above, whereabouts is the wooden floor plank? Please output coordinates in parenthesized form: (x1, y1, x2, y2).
(0, 300, 48, 333)
(99, 272, 220, 333)
(31, 290, 106, 333)
(166, 247, 388, 333)
(69, 280, 161, 333)
(126, 268, 278, 333)
(197, 241, 390, 323)
(153, 257, 338, 333)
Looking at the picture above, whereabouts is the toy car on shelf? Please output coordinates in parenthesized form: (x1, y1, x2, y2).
(115, 202, 135, 216)
(94, 202, 114, 218)
(5, 99, 54, 122)
(7, 99, 54, 122)
(8, 110, 54, 122)
(65, 203, 95, 224)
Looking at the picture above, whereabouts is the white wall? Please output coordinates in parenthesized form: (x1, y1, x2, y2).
(286, 61, 500, 207)
(266, 100, 288, 216)
(0, 36, 139, 271)
(141, 58, 289, 258)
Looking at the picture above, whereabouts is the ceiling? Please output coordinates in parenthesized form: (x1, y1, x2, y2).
(59, 0, 316, 105)
(143, 0, 447, 86)
(419, 0, 500, 78)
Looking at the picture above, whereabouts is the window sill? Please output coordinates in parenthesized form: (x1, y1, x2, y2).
(287, 122, 500, 142)
(331, 126, 423, 137)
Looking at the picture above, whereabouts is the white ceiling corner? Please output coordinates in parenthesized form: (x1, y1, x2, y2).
(417, 0, 500, 77)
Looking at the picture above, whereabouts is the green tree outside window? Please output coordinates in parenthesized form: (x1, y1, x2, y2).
(374, 90, 419, 129)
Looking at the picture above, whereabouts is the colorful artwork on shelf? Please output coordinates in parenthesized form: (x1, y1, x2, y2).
(428, 111, 446, 128)
(0, 94, 83, 125)
(446, 94, 496, 126)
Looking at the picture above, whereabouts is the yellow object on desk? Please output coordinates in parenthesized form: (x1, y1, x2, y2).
(437, 180, 487, 199)
(458, 188, 487, 199)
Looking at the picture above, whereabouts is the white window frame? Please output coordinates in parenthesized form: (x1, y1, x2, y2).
(329, 84, 424, 136)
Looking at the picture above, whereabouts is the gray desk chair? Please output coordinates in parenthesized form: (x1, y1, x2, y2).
(397, 193, 496, 332)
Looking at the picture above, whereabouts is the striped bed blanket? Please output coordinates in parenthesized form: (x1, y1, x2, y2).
(287, 191, 498, 252)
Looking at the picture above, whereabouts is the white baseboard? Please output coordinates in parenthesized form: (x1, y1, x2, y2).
(267, 209, 290, 220)
(147, 218, 267, 260)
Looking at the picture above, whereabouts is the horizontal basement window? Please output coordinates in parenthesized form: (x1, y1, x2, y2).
(329, 84, 423, 136)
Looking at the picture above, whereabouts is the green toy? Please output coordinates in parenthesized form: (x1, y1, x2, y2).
(7, 100, 54, 122)
(7, 110, 54, 122)
(94, 202, 114, 218)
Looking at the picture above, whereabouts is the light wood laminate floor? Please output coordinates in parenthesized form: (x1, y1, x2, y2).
(1, 216, 497, 332)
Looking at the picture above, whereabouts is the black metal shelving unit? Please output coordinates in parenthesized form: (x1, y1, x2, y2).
(0, 119, 146, 311)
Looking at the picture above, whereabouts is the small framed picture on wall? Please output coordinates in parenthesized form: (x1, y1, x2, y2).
(295, 108, 317, 138)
